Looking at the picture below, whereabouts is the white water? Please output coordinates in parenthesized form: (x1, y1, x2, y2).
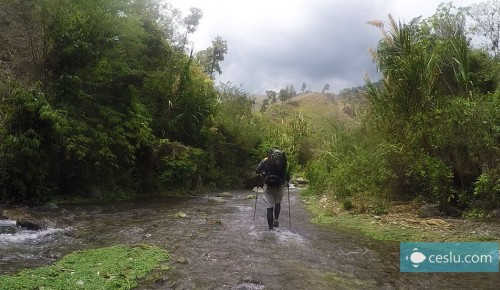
(0, 219, 71, 251)
(0, 220, 16, 227)
(0, 228, 66, 244)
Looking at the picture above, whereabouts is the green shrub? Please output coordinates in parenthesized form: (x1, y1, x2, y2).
(306, 125, 395, 210)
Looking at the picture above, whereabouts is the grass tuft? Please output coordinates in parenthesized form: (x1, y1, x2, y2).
(0, 244, 169, 290)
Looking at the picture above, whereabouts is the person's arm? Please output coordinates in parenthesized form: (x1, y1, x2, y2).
(255, 158, 268, 175)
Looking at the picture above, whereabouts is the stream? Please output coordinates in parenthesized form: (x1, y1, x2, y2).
(1, 188, 499, 289)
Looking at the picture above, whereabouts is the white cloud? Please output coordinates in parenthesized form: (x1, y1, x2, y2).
(166, 0, 482, 95)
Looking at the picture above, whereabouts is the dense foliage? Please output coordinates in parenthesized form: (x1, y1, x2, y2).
(0, 0, 259, 203)
(306, 3, 500, 216)
(2, 0, 497, 216)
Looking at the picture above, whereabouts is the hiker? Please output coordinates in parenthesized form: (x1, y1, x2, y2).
(255, 148, 290, 230)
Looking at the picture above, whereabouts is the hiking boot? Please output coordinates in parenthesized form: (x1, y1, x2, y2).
(273, 220, 279, 228)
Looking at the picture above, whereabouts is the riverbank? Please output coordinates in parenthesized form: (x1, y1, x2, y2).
(301, 194, 500, 242)
(0, 245, 169, 289)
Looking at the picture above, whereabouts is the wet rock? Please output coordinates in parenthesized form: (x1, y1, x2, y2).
(217, 192, 233, 198)
(418, 204, 440, 218)
(0, 209, 7, 220)
(252, 187, 262, 192)
(17, 218, 49, 230)
(294, 177, 308, 185)
(44, 251, 62, 259)
(174, 211, 188, 218)
(236, 283, 265, 290)
(210, 219, 223, 225)
(2, 208, 49, 230)
(208, 197, 226, 204)
(237, 277, 264, 290)
(2, 207, 27, 221)
(245, 194, 256, 200)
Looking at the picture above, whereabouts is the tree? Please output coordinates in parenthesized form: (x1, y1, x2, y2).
(265, 90, 277, 103)
(301, 82, 307, 93)
(322, 83, 330, 93)
(180, 7, 203, 51)
(278, 88, 288, 102)
(260, 98, 269, 113)
(195, 36, 228, 79)
(288, 84, 297, 97)
(0, 0, 219, 202)
(426, 2, 467, 39)
(467, 0, 500, 57)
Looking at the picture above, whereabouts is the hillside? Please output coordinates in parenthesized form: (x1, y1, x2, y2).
(264, 93, 359, 135)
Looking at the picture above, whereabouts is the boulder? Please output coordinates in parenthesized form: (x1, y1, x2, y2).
(208, 197, 226, 204)
(3, 207, 48, 230)
(16, 218, 47, 230)
(418, 204, 440, 218)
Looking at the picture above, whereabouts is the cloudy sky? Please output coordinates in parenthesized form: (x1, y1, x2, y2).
(166, 0, 481, 95)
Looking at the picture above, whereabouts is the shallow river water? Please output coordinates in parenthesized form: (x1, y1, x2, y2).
(0, 188, 499, 289)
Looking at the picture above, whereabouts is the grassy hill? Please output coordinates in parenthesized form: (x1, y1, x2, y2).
(264, 93, 359, 135)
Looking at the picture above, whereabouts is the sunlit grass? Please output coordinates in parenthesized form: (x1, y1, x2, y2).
(301, 194, 441, 242)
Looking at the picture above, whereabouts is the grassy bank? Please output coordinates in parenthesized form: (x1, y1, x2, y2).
(0, 244, 169, 290)
(301, 193, 500, 242)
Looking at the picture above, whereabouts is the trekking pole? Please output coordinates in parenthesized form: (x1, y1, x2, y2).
(288, 182, 291, 228)
(253, 186, 258, 221)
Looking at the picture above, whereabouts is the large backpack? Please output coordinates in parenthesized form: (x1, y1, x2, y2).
(264, 149, 287, 186)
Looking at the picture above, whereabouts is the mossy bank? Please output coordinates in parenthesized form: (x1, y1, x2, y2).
(0, 244, 169, 290)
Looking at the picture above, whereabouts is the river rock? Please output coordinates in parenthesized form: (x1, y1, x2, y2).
(17, 218, 47, 230)
(3, 208, 48, 230)
(208, 197, 226, 204)
(295, 177, 308, 185)
(174, 211, 188, 218)
(418, 204, 440, 218)
(2, 207, 27, 220)
(217, 192, 233, 198)
(245, 194, 256, 200)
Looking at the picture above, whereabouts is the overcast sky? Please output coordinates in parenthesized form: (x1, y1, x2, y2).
(166, 0, 481, 95)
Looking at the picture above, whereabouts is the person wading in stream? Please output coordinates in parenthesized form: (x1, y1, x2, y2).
(255, 148, 290, 230)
